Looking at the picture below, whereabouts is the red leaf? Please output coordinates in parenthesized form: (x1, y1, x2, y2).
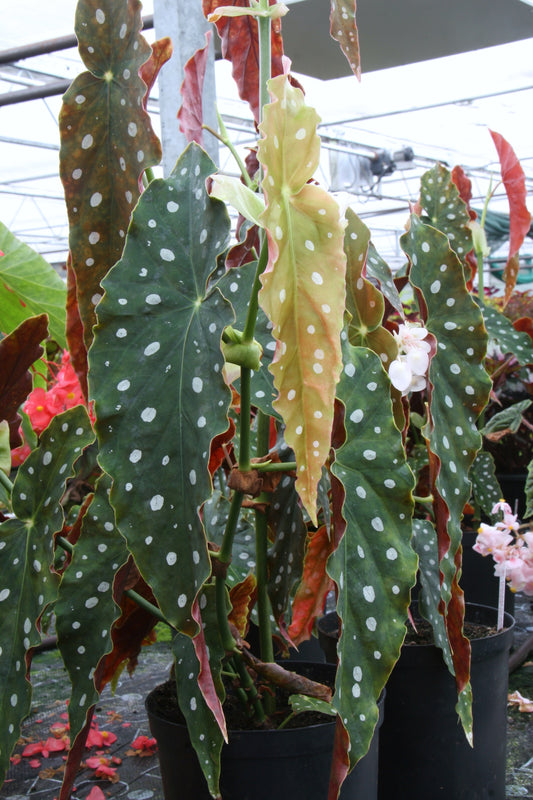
(208, 416, 236, 476)
(59, 707, 97, 800)
(0, 314, 48, 435)
(330, 0, 360, 79)
(202, 0, 284, 124)
(287, 526, 335, 646)
(513, 316, 533, 344)
(489, 130, 532, 306)
(327, 717, 350, 800)
(178, 32, 212, 146)
(192, 599, 228, 741)
(140, 37, 173, 111)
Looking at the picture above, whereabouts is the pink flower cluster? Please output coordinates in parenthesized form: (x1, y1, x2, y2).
(474, 501, 533, 595)
(24, 350, 86, 436)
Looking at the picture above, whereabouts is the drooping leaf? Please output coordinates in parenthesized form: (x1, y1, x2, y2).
(329, 341, 417, 771)
(59, 0, 161, 351)
(480, 399, 532, 439)
(90, 143, 233, 636)
(171, 589, 225, 799)
(0, 315, 48, 427)
(469, 451, 502, 518)
(55, 473, 130, 800)
(210, 174, 265, 227)
(266, 471, 308, 630)
(229, 574, 257, 637)
(402, 208, 491, 740)
(330, 0, 360, 79)
(0, 406, 94, 785)
(287, 526, 334, 646)
(202, 0, 285, 125)
(489, 130, 532, 306)
(257, 74, 346, 522)
(0, 222, 66, 345)
(178, 31, 212, 146)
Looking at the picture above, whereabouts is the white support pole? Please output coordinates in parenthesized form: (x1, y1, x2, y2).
(153, 0, 218, 175)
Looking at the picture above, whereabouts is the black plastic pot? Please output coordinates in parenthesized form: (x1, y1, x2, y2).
(377, 603, 515, 800)
(146, 661, 383, 800)
(461, 528, 515, 617)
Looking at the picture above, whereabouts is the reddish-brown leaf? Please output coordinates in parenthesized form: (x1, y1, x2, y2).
(139, 37, 173, 110)
(0, 315, 48, 438)
(208, 416, 236, 475)
(228, 574, 257, 637)
(287, 526, 335, 646)
(513, 316, 533, 344)
(328, 717, 350, 800)
(330, 0, 360, 79)
(202, 0, 284, 124)
(178, 31, 212, 146)
(65, 258, 88, 401)
(489, 130, 532, 306)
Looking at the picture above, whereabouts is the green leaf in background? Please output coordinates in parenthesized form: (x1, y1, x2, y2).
(329, 341, 417, 770)
(289, 693, 336, 717)
(55, 473, 130, 746)
(482, 304, 533, 366)
(0, 222, 66, 345)
(90, 143, 233, 636)
(480, 399, 532, 437)
(59, 0, 162, 349)
(470, 451, 503, 519)
(0, 406, 94, 783)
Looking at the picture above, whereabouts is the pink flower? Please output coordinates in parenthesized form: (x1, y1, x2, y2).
(23, 350, 88, 436)
(473, 524, 513, 557)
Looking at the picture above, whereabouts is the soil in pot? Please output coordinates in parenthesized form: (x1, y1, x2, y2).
(378, 603, 515, 800)
(146, 661, 382, 800)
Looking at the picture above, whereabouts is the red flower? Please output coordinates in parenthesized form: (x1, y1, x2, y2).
(23, 349, 88, 436)
(129, 735, 158, 756)
(85, 755, 119, 782)
(86, 724, 117, 749)
(85, 788, 106, 800)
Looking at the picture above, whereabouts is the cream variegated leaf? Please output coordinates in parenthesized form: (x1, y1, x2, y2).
(257, 75, 346, 522)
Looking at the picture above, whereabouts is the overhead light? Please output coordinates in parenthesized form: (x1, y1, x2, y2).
(517, 0, 533, 7)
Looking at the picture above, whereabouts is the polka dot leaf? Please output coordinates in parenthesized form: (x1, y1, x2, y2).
(482, 303, 533, 367)
(59, 0, 162, 351)
(469, 451, 504, 522)
(89, 142, 234, 637)
(417, 163, 473, 269)
(402, 213, 491, 604)
(329, 342, 417, 770)
(330, 0, 361, 79)
(0, 405, 94, 782)
(344, 208, 398, 369)
(55, 473, 129, 752)
(257, 75, 347, 524)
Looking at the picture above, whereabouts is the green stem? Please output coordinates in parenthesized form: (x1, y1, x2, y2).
(55, 535, 172, 627)
(255, 461, 297, 473)
(205, 113, 255, 189)
(242, 236, 269, 344)
(255, 412, 274, 668)
(0, 470, 13, 496)
(232, 654, 266, 724)
(239, 368, 252, 472)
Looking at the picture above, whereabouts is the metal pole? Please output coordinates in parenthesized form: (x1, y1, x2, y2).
(154, 0, 218, 174)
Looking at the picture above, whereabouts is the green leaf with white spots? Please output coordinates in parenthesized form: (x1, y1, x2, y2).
(267, 471, 308, 626)
(482, 304, 533, 366)
(412, 519, 450, 664)
(365, 240, 404, 317)
(470, 451, 503, 519)
(90, 143, 234, 637)
(329, 342, 417, 770)
(55, 473, 129, 745)
(402, 214, 491, 604)
(59, 0, 161, 350)
(203, 490, 256, 588)
(171, 586, 225, 799)
(417, 163, 473, 267)
(0, 406, 94, 785)
(0, 221, 67, 346)
(257, 74, 347, 523)
(289, 693, 335, 717)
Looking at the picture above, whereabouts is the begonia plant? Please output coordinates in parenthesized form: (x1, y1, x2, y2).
(0, 1, 530, 799)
